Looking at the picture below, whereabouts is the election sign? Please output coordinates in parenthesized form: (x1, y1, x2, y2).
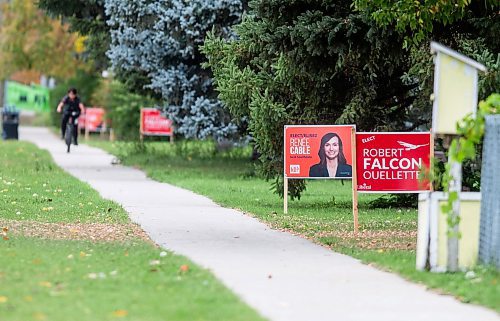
(356, 133, 431, 193)
(284, 125, 355, 179)
(140, 108, 173, 137)
(79, 107, 106, 132)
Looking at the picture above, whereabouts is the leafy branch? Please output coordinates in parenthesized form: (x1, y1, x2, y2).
(441, 93, 500, 235)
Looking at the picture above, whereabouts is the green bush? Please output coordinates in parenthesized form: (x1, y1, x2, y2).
(92, 80, 155, 141)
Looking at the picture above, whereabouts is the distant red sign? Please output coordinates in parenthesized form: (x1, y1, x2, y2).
(284, 125, 355, 179)
(140, 108, 173, 136)
(356, 133, 431, 193)
(79, 107, 106, 132)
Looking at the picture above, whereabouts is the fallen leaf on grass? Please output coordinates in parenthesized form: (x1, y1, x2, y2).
(2, 226, 8, 240)
(179, 265, 189, 273)
(149, 260, 161, 266)
(33, 312, 46, 321)
(39, 281, 52, 288)
(0, 219, 153, 243)
(112, 310, 129, 317)
(0, 296, 8, 303)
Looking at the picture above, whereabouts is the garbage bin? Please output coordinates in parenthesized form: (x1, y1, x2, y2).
(2, 107, 19, 140)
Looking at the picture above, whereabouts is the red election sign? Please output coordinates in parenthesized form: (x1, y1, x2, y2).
(284, 125, 355, 179)
(79, 107, 106, 132)
(356, 132, 431, 193)
(140, 108, 173, 136)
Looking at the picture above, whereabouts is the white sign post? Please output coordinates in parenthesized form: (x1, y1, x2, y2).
(430, 42, 486, 272)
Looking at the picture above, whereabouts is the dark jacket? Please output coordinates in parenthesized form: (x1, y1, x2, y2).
(309, 163, 352, 178)
(61, 96, 81, 115)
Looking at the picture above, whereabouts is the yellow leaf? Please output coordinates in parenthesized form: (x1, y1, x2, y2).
(74, 36, 88, 54)
(0, 296, 8, 303)
(112, 310, 129, 317)
(39, 281, 52, 288)
(24, 295, 33, 302)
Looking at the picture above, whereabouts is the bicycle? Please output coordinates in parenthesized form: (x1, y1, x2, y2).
(65, 111, 79, 153)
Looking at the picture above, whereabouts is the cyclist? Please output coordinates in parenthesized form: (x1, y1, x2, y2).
(57, 88, 85, 145)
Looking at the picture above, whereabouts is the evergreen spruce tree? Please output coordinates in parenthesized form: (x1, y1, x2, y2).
(105, 0, 244, 140)
(203, 0, 499, 198)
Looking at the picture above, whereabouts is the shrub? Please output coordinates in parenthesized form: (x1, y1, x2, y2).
(92, 80, 156, 141)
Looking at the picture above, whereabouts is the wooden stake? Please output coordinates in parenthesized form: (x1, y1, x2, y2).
(139, 108, 144, 142)
(351, 127, 359, 234)
(430, 131, 435, 192)
(169, 126, 174, 144)
(109, 128, 115, 142)
(284, 175, 288, 214)
(84, 114, 89, 141)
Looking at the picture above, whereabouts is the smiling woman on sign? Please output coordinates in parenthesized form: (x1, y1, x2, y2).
(309, 133, 352, 178)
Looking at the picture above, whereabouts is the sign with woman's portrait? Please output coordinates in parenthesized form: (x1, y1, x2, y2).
(284, 125, 355, 179)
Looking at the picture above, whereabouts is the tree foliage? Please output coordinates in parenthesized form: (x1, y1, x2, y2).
(38, 0, 109, 70)
(203, 0, 499, 198)
(104, 0, 245, 141)
(92, 79, 155, 140)
(353, 0, 499, 48)
(203, 0, 419, 198)
(0, 0, 83, 79)
(372, 0, 500, 134)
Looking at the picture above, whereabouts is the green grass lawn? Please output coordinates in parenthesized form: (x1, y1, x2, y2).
(0, 142, 127, 223)
(0, 237, 265, 321)
(88, 140, 500, 311)
(0, 140, 266, 321)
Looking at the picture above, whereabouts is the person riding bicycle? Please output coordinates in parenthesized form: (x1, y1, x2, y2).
(57, 88, 85, 145)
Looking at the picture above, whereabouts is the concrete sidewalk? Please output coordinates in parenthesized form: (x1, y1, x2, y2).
(21, 127, 499, 321)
